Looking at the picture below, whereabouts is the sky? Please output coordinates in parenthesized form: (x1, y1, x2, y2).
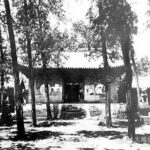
(61, 0, 150, 60)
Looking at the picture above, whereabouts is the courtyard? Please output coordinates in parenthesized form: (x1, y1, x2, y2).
(0, 104, 150, 150)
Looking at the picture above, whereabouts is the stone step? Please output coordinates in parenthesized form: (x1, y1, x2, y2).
(61, 105, 83, 112)
(60, 105, 87, 119)
(60, 111, 86, 119)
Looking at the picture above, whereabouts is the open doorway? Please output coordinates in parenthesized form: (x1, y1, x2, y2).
(63, 82, 84, 103)
(63, 75, 84, 103)
(64, 83, 80, 103)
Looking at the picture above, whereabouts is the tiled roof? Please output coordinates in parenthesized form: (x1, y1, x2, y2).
(58, 52, 124, 68)
(22, 52, 123, 69)
(18, 64, 125, 82)
(17, 52, 125, 82)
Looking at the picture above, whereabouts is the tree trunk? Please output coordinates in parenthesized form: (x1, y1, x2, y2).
(126, 89, 135, 139)
(45, 79, 51, 120)
(37, 2, 52, 120)
(0, 28, 4, 89)
(120, 34, 135, 140)
(4, 0, 25, 138)
(41, 52, 52, 120)
(130, 49, 140, 103)
(0, 27, 5, 111)
(101, 27, 112, 127)
(24, 0, 37, 127)
(105, 85, 112, 127)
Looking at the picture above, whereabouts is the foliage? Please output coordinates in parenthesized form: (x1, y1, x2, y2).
(13, 0, 75, 68)
(89, 0, 137, 80)
(147, 0, 150, 28)
(72, 11, 122, 65)
(32, 27, 76, 67)
(90, 0, 137, 50)
(0, 9, 12, 86)
(136, 56, 150, 74)
(97, 0, 136, 34)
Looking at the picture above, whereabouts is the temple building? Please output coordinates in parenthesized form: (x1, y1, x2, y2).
(18, 64, 126, 103)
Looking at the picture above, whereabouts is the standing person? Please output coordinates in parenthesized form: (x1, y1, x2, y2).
(141, 90, 147, 103)
(1, 89, 12, 125)
(79, 83, 84, 103)
(146, 88, 150, 105)
(20, 80, 26, 104)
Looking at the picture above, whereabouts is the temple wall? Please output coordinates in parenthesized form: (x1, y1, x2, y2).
(28, 76, 119, 103)
(84, 84, 105, 102)
(84, 79, 119, 103)
(28, 75, 63, 103)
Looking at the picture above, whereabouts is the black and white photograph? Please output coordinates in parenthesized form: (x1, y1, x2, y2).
(0, 0, 150, 149)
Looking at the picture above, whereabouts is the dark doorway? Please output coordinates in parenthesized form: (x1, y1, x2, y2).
(63, 75, 84, 103)
(64, 83, 80, 103)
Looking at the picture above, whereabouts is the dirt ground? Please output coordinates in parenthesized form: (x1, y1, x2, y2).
(0, 117, 150, 150)
(0, 104, 150, 150)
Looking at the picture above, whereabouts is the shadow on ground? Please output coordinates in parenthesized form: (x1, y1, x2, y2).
(112, 120, 142, 128)
(0, 126, 16, 131)
(0, 143, 62, 150)
(1, 143, 37, 150)
(78, 130, 125, 140)
(79, 148, 94, 150)
(9, 130, 63, 141)
(37, 121, 75, 127)
(104, 149, 125, 150)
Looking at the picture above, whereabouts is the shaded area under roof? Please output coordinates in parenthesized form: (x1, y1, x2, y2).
(18, 64, 125, 83)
